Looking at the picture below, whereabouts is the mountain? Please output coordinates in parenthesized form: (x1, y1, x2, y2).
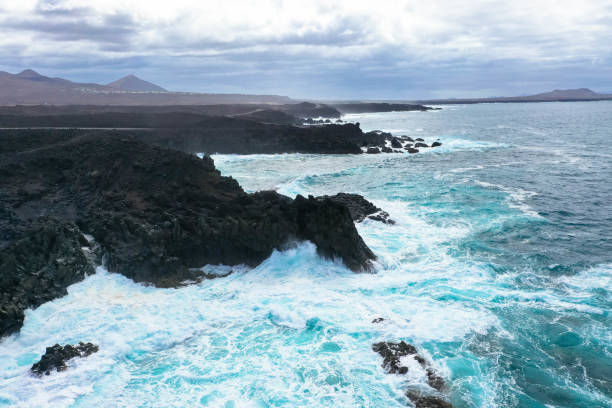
(522, 88, 605, 101)
(107, 74, 167, 92)
(408, 88, 612, 105)
(0, 69, 293, 106)
(0, 69, 111, 105)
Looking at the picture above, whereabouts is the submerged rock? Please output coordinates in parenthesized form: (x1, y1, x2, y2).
(31, 342, 99, 376)
(372, 341, 418, 374)
(0, 136, 376, 336)
(321, 193, 395, 224)
(414, 142, 429, 148)
(431, 141, 442, 147)
(406, 148, 420, 154)
(405, 392, 453, 408)
(373, 341, 453, 407)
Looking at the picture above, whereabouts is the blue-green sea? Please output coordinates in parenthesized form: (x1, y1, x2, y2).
(1, 102, 611, 407)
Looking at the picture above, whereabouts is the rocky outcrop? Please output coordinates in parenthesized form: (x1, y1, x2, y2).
(0, 135, 375, 337)
(391, 138, 403, 148)
(321, 193, 395, 224)
(0, 115, 365, 154)
(356, 131, 441, 156)
(0, 219, 95, 336)
(332, 103, 434, 114)
(373, 341, 453, 408)
(31, 342, 99, 376)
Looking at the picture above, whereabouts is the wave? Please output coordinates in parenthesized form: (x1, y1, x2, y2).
(473, 180, 543, 219)
(0, 240, 505, 407)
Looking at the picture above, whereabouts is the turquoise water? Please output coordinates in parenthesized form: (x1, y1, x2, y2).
(1, 102, 611, 407)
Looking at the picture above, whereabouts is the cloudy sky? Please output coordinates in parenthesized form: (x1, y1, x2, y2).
(1, 0, 611, 99)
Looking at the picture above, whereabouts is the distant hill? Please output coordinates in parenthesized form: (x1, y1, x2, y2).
(0, 69, 293, 106)
(408, 88, 612, 105)
(521, 88, 604, 101)
(107, 74, 167, 92)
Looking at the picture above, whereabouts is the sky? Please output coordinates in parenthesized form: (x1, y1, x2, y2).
(0, 0, 611, 99)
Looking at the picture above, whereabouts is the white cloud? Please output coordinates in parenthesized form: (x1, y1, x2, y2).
(0, 0, 611, 97)
(2, 0, 610, 60)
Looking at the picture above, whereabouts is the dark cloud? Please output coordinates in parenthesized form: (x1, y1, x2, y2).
(3, 11, 136, 45)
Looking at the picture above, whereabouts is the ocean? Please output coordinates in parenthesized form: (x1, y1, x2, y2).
(1, 101, 610, 407)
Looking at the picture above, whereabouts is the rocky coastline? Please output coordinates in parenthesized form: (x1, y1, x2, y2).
(0, 134, 378, 338)
(0, 103, 441, 155)
(0, 104, 452, 406)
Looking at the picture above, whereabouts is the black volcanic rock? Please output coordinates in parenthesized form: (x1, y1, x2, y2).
(320, 193, 394, 224)
(282, 102, 341, 118)
(415, 142, 429, 148)
(406, 148, 419, 154)
(0, 135, 375, 336)
(31, 343, 99, 376)
(373, 341, 418, 374)
(391, 137, 403, 148)
(0, 219, 95, 336)
(373, 341, 452, 408)
(405, 392, 453, 408)
(333, 103, 433, 114)
(366, 147, 381, 154)
(0, 115, 366, 154)
(236, 109, 298, 125)
(431, 142, 442, 147)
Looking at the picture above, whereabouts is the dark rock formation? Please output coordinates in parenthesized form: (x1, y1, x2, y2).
(321, 193, 395, 224)
(415, 142, 429, 148)
(406, 148, 420, 154)
(368, 212, 395, 224)
(366, 147, 381, 154)
(0, 109, 441, 157)
(405, 392, 453, 408)
(415, 138, 424, 142)
(402, 136, 415, 142)
(0, 114, 365, 154)
(372, 317, 385, 323)
(333, 103, 433, 114)
(391, 138, 403, 148)
(0, 219, 95, 336)
(0, 135, 375, 337)
(373, 341, 418, 374)
(431, 142, 442, 147)
(373, 341, 452, 408)
(31, 342, 99, 376)
(236, 109, 298, 125)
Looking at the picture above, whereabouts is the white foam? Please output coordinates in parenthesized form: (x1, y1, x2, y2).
(473, 180, 542, 219)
